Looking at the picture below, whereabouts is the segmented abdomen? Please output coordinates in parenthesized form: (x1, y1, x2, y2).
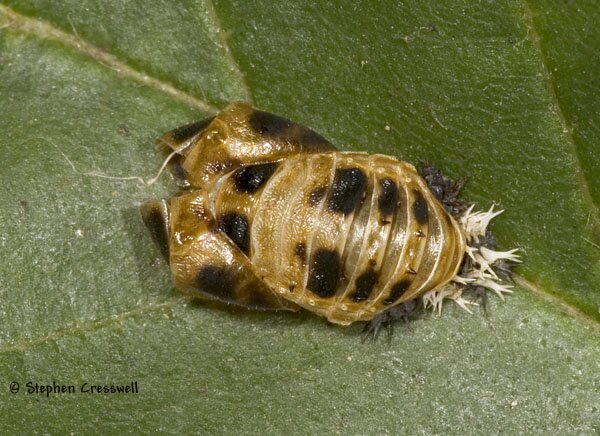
(209, 152, 465, 324)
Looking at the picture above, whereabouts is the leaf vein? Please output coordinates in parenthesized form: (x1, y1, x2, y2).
(0, 296, 188, 354)
(0, 4, 220, 114)
(203, 0, 253, 102)
(514, 275, 600, 326)
(521, 0, 600, 244)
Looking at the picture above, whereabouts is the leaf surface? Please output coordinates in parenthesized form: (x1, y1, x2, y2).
(0, 1, 598, 434)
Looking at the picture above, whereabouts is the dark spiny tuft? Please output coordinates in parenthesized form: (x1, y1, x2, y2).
(418, 163, 468, 218)
(363, 299, 424, 341)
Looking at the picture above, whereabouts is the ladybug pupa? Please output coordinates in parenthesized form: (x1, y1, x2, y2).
(141, 102, 520, 326)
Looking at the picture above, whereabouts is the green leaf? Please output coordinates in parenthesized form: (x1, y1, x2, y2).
(1, 1, 598, 434)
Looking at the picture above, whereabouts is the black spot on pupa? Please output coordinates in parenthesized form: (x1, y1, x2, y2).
(217, 212, 250, 254)
(170, 117, 215, 143)
(196, 265, 236, 300)
(412, 190, 429, 225)
(298, 128, 332, 148)
(249, 110, 334, 151)
(167, 153, 190, 188)
(140, 201, 169, 261)
(249, 110, 293, 137)
(245, 286, 272, 309)
(383, 279, 411, 305)
(233, 162, 278, 194)
(294, 242, 307, 263)
(308, 186, 327, 206)
(328, 168, 367, 215)
(352, 269, 379, 302)
(307, 249, 341, 298)
(378, 178, 398, 218)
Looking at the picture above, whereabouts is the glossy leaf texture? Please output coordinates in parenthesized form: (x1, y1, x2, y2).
(0, 1, 598, 434)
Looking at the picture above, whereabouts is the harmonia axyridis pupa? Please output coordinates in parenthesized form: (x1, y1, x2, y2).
(141, 102, 519, 326)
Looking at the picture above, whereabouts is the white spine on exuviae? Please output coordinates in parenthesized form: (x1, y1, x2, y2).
(422, 205, 521, 314)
